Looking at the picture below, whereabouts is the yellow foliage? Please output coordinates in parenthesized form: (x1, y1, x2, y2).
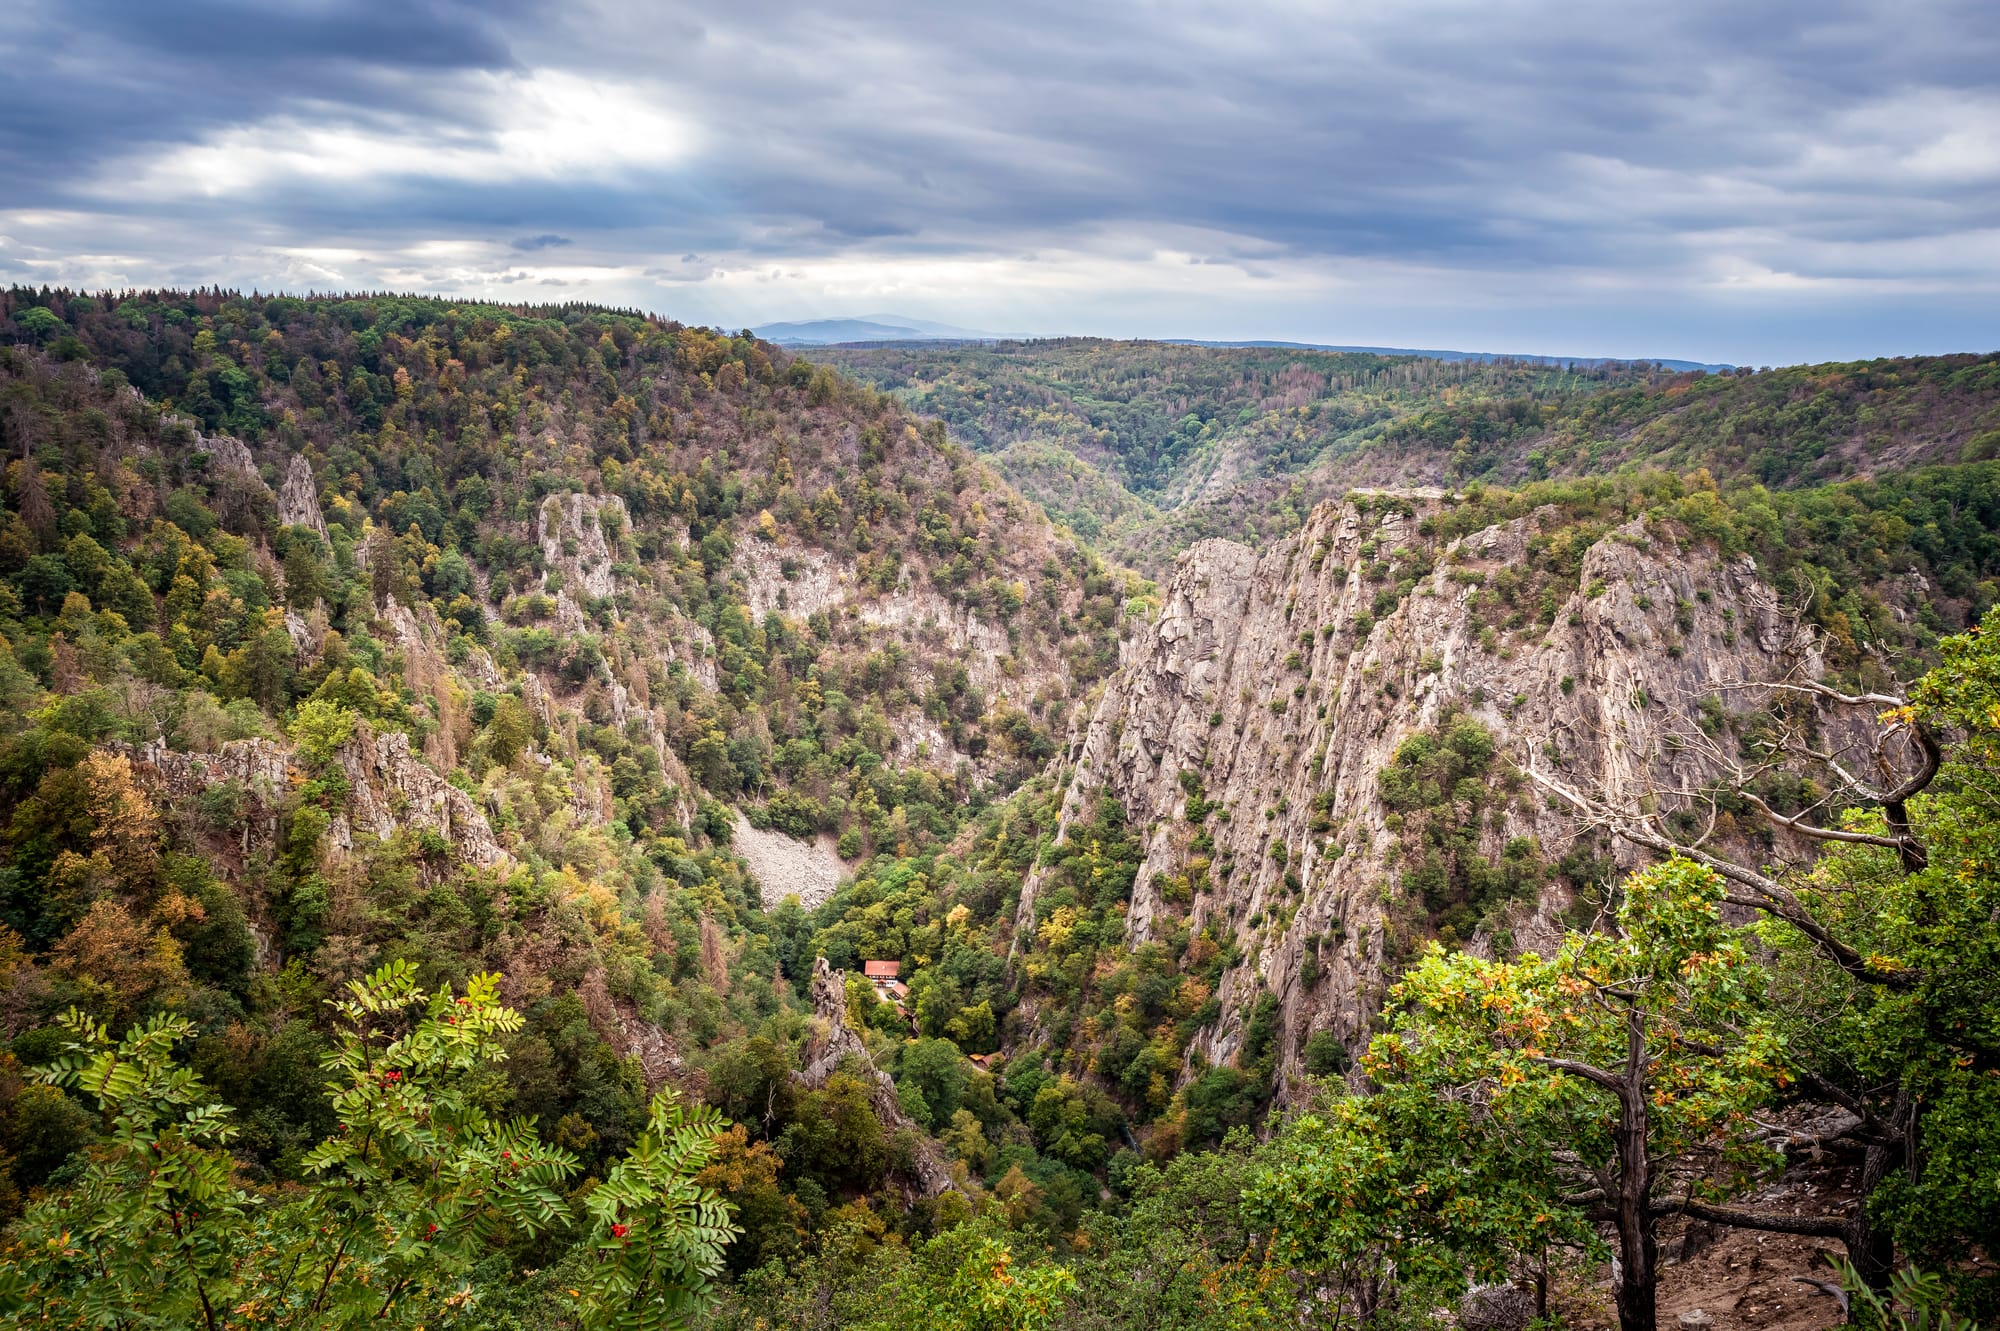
(1036, 906, 1079, 952)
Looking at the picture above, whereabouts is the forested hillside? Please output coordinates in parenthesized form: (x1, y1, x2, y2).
(0, 290, 1997, 1331)
(0, 288, 1141, 1324)
(821, 340, 1644, 568)
(825, 340, 2000, 575)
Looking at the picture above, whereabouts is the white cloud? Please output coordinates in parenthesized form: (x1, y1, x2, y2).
(5, 0, 1997, 363)
(102, 69, 702, 200)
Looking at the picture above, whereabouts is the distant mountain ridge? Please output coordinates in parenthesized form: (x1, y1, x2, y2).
(755, 316, 1731, 370)
(1164, 339, 1732, 373)
(820, 339, 2000, 574)
(752, 314, 995, 344)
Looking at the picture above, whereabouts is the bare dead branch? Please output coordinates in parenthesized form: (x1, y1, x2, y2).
(1656, 1196, 1850, 1239)
(1526, 761, 1917, 991)
(1738, 793, 1906, 850)
(1791, 1278, 1851, 1315)
(1720, 680, 1909, 710)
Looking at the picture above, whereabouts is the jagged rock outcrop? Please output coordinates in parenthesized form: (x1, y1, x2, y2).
(331, 722, 509, 868)
(129, 737, 292, 848)
(540, 491, 719, 688)
(1027, 494, 1825, 1096)
(795, 957, 958, 1197)
(277, 454, 329, 541)
(200, 432, 260, 479)
(539, 491, 625, 607)
(735, 537, 1027, 771)
(283, 606, 327, 657)
(740, 541, 844, 621)
(739, 538, 1014, 682)
(127, 722, 509, 872)
(578, 966, 682, 1090)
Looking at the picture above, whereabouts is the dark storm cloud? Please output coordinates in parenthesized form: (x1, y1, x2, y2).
(515, 0, 2000, 270)
(0, 1, 530, 203)
(0, 0, 1996, 360)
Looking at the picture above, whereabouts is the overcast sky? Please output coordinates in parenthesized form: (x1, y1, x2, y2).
(3, 0, 1997, 364)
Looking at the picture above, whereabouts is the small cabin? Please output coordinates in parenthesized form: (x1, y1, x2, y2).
(862, 960, 908, 1005)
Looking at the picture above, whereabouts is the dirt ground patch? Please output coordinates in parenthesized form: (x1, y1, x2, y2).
(1655, 1218, 1846, 1331)
(1555, 1166, 1853, 1331)
(1555, 1220, 1846, 1331)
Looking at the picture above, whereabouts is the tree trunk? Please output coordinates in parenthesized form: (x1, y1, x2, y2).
(1355, 1269, 1383, 1325)
(1842, 1089, 1910, 1299)
(1614, 1008, 1658, 1331)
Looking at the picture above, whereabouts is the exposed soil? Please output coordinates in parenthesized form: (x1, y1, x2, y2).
(1655, 1220, 1848, 1331)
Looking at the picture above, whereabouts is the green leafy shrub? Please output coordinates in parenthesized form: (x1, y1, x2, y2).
(0, 962, 737, 1329)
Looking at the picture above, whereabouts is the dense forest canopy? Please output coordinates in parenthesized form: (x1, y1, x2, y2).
(824, 339, 2000, 576)
(0, 289, 1995, 1330)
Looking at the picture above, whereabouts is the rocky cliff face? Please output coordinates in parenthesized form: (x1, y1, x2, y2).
(130, 720, 510, 871)
(331, 723, 511, 868)
(733, 525, 1081, 778)
(1025, 493, 1821, 1096)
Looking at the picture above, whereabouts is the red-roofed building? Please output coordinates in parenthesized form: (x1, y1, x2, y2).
(862, 960, 909, 1010)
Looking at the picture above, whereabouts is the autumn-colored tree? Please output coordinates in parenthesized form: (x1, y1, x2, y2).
(695, 1123, 805, 1273)
(79, 752, 161, 888)
(1531, 607, 2000, 1304)
(47, 899, 189, 1023)
(1259, 859, 1785, 1331)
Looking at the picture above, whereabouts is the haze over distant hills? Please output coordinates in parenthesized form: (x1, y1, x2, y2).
(750, 313, 996, 344)
(1164, 340, 1732, 373)
(754, 315, 1730, 371)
